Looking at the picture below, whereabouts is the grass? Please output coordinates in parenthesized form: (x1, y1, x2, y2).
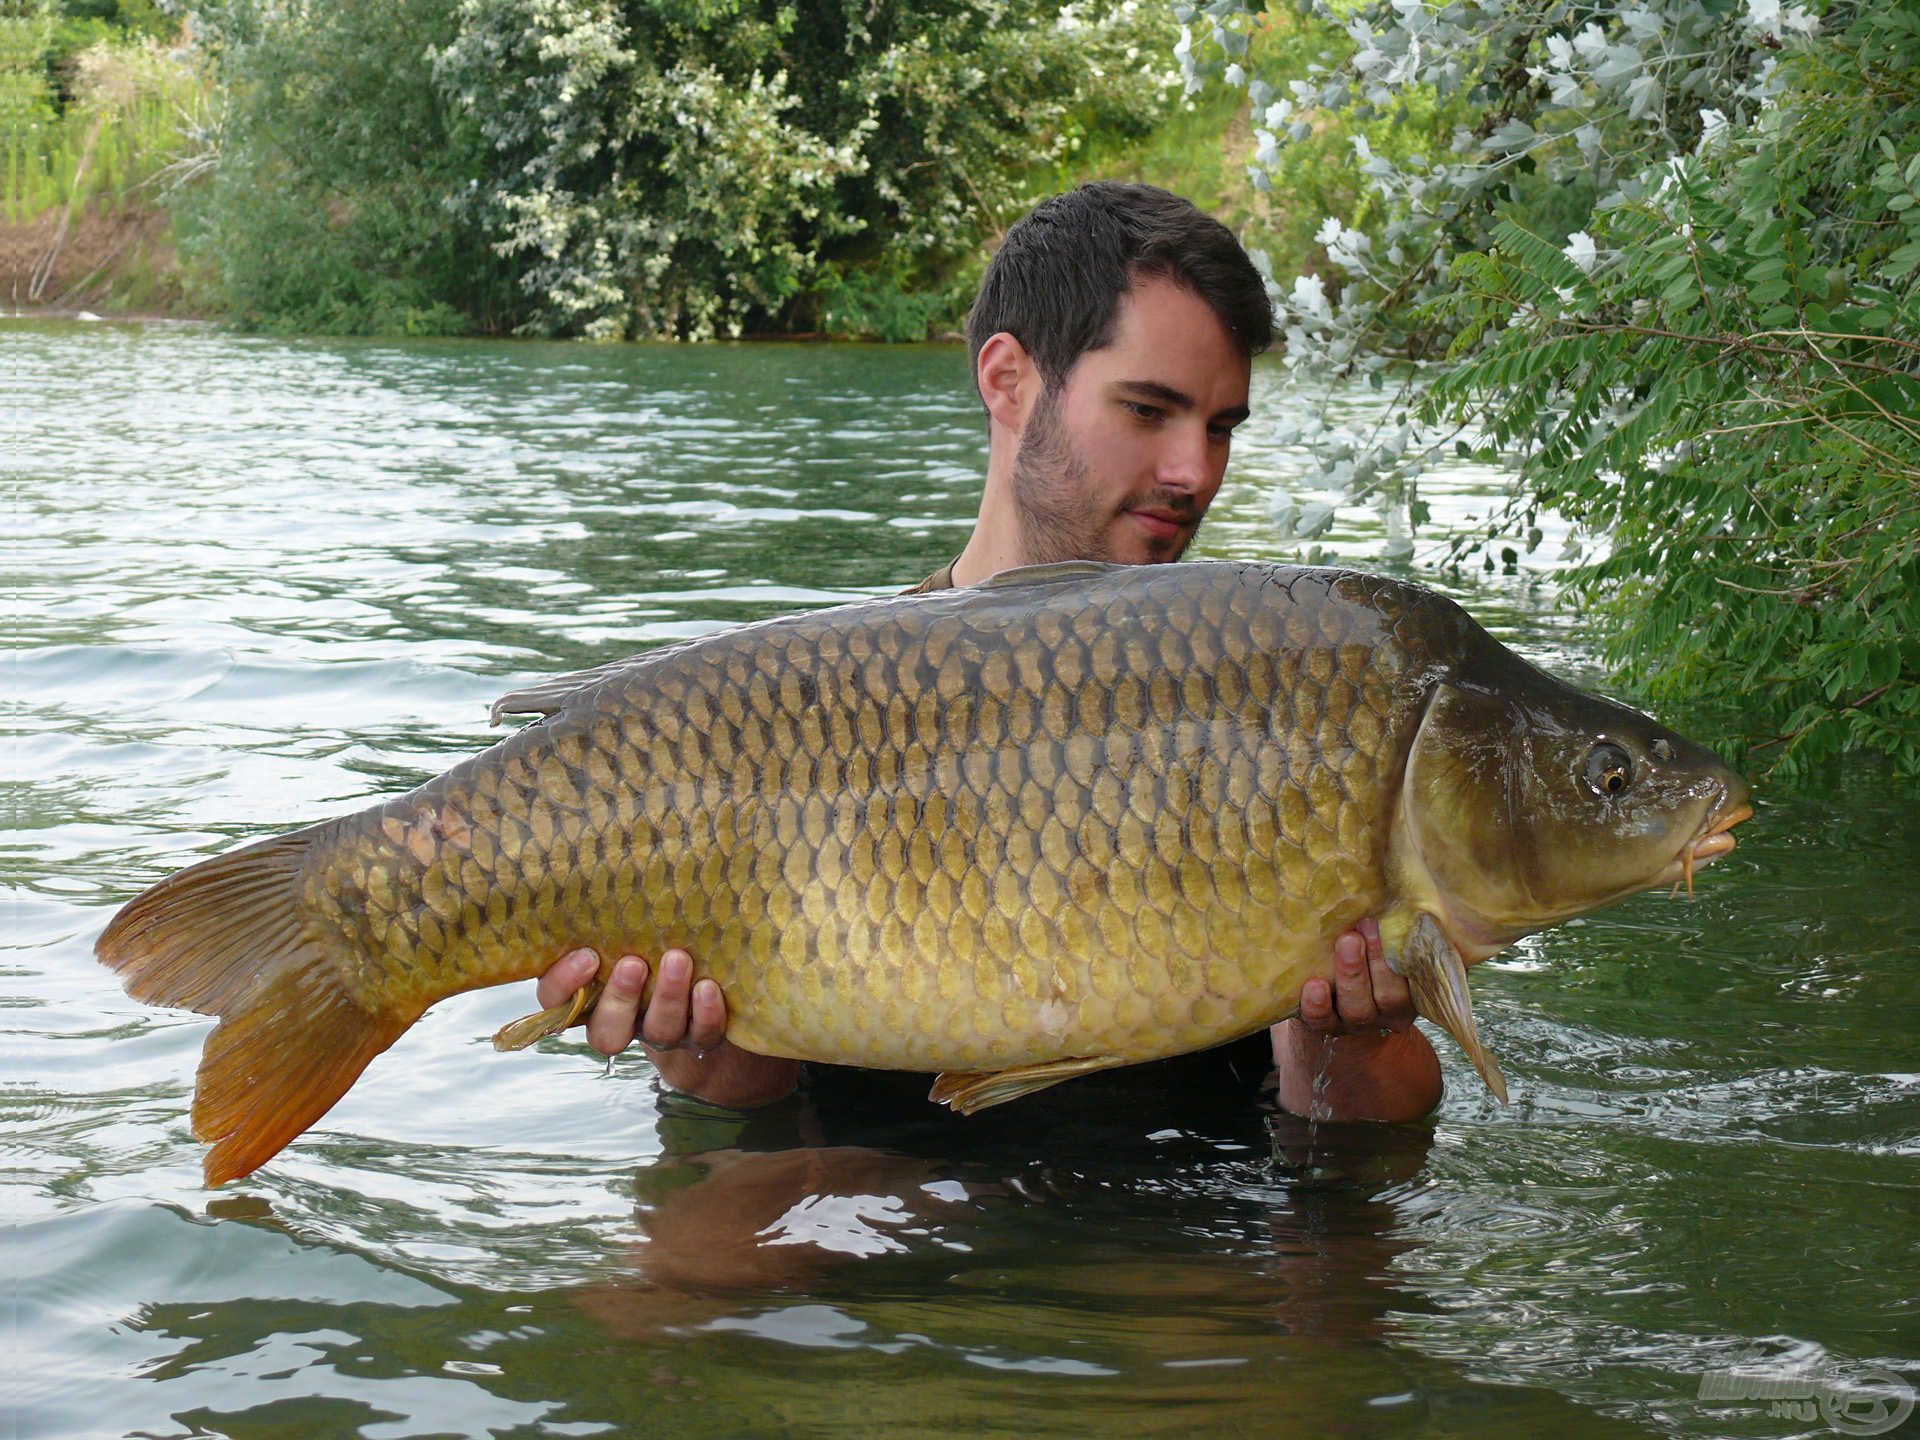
(6, 37, 212, 309)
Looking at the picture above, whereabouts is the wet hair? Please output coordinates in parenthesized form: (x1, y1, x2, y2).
(966, 182, 1274, 397)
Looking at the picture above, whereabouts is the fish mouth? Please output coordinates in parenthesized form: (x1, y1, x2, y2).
(1660, 800, 1754, 895)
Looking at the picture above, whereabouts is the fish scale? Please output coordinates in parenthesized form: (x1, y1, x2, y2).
(97, 559, 1751, 1184)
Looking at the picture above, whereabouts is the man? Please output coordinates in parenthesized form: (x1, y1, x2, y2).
(534, 183, 1442, 1124)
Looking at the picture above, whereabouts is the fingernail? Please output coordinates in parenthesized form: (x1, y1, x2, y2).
(611, 958, 644, 995)
(663, 951, 691, 983)
(693, 978, 718, 1004)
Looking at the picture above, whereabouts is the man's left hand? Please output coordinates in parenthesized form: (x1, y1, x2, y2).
(1273, 918, 1443, 1123)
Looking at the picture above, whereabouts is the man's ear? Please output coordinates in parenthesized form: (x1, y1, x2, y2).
(976, 331, 1041, 435)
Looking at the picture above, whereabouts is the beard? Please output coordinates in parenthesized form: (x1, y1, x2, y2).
(1010, 387, 1205, 566)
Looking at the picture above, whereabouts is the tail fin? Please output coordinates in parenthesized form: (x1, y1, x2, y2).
(96, 828, 409, 1186)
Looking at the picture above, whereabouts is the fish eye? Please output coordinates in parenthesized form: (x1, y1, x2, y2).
(1583, 742, 1634, 796)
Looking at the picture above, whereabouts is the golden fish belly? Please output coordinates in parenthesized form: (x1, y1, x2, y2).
(301, 563, 1424, 1072)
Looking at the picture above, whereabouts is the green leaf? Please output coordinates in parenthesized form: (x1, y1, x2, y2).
(1659, 272, 1700, 309)
(1749, 218, 1789, 256)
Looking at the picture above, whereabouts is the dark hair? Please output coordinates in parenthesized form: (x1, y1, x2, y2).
(966, 182, 1274, 395)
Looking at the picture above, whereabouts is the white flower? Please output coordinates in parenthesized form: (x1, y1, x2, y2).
(1289, 272, 1334, 326)
(1563, 230, 1598, 273)
(1743, 0, 1781, 36)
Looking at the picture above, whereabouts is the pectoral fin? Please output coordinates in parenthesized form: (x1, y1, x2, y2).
(930, 1055, 1117, 1114)
(492, 978, 604, 1052)
(1390, 913, 1509, 1104)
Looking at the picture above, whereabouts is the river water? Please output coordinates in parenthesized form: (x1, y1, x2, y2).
(7, 320, 1917, 1439)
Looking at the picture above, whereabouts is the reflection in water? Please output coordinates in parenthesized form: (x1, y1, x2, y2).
(592, 1090, 1431, 1315)
(11, 321, 1917, 1440)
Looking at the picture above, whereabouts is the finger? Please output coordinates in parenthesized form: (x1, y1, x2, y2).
(1298, 976, 1336, 1031)
(640, 948, 695, 1049)
(1330, 929, 1379, 1029)
(686, 978, 728, 1052)
(1360, 916, 1415, 1028)
(536, 947, 600, 1010)
(585, 955, 647, 1057)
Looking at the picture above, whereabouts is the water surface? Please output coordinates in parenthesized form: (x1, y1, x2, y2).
(7, 321, 1917, 1439)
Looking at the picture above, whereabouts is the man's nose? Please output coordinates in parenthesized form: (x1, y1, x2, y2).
(1157, 421, 1216, 493)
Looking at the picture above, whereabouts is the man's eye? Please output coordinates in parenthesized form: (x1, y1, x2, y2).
(1208, 424, 1237, 441)
(1124, 401, 1162, 421)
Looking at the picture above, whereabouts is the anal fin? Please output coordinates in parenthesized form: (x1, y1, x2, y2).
(1388, 913, 1509, 1105)
(929, 1055, 1116, 1114)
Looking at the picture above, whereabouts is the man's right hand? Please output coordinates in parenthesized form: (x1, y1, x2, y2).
(537, 947, 800, 1109)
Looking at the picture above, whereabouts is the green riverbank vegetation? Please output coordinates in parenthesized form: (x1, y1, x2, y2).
(2, 1, 208, 310)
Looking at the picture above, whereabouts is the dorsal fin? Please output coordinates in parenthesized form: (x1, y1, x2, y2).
(977, 560, 1123, 588)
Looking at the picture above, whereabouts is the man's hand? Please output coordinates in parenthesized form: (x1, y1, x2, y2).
(536, 948, 800, 1109)
(1273, 918, 1443, 1124)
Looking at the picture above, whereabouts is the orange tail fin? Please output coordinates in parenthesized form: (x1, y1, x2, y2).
(96, 827, 409, 1186)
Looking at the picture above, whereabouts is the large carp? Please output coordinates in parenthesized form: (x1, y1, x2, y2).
(99, 561, 1751, 1185)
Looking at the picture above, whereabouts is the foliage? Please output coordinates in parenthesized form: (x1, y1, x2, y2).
(2, 4, 58, 211)
(173, 0, 514, 335)
(1186, 0, 1920, 776)
(180, 0, 1173, 340)
(14, 36, 209, 216)
(45, 0, 175, 105)
(1064, 9, 1399, 294)
(6, 15, 210, 309)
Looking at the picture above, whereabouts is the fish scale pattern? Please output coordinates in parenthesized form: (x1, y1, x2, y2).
(304, 564, 1443, 1073)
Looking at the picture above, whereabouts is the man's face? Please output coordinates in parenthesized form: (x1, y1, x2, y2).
(1011, 275, 1253, 567)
